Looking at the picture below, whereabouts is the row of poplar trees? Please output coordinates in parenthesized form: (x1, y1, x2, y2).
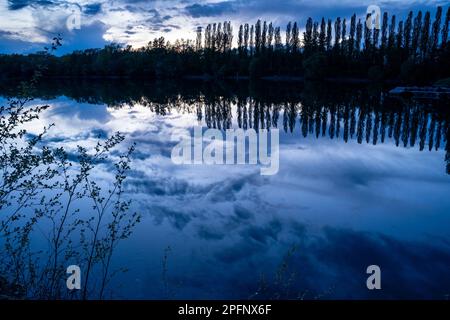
(196, 7, 449, 57)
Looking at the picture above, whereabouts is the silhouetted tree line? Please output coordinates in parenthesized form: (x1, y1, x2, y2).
(1, 7, 449, 83)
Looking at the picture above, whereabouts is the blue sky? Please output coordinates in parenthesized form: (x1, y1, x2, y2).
(0, 0, 447, 54)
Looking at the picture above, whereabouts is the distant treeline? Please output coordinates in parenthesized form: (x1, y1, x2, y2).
(1, 7, 449, 83)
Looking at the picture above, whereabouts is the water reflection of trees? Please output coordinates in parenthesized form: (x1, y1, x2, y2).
(230, 98, 448, 151)
(1, 80, 448, 172)
(139, 89, 449, 173)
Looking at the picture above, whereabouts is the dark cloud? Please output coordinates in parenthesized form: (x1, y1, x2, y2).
(7, 0, 56, 10)
(146, 9, 172, 24)
(84, 3, 102, 16)
(91, 128, 108, 139)
(185, 2, 235, 18)
(233, 205, 254, 221)
(206, 173, 259, 202)
(123, 4, 142, 13)
(150, 206, 192, 230)
(208, 223, 450, 298)
(121, 0, 157, 3)
(125, 178, 189, 196)
(303, 227, 450, 298)
(109, 7, 126, 12)
(108, 6, 176, 32)
(214, 239, 266, 263)
(235, 0, 367, 19)
(0, 30, 15, 36)
(239, 219, 282, 244)
(197, 225, 225, 240)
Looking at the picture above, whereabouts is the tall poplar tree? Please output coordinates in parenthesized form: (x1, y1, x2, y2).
(356, 19, 363, 52)
(403, 11, 413, 52)
(195, 27, 202, 51)
(238, 25, 244, 54)
(262, 21, 268, 50)
(274, 27, 282, 50)
(286, 22, 292, 52)
(291, 22, 300, 52)
(388, 15, 396, 51)
(364, 14, 372, 51)
(304, 18, 313, 52)
(397, 20, 404, 49)
(349, 14, 356, 56)
(342, 18, 347, 51)
(255, 20, 262, 53)
(204, 24, 211, 49)
(381, 12, 388, 50)
(442, 7, 450, 47)
(430, 6, 442, 52)
(420, 11, 431, 57)
(334, 17, 342, 48)
(244, 24, 249, 54)
(319, 17, 327, 51)
(250, 25, 254, 55)
(411, 11, 422, 55)
(268, 22, 274, 50)
(373, 19, 379, 48)
(313, 21, 319, 49)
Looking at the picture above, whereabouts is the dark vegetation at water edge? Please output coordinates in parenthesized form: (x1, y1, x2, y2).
(1, 8, 450, 84)
(0, 42, 141, 300)
(0, 91, 140, 299)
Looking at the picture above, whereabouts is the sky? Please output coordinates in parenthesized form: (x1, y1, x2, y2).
(0, 0, 447, 54)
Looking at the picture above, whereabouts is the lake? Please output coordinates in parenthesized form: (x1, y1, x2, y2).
(1, 80, 449, 299)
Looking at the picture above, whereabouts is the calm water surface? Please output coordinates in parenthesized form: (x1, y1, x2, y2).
(1, 80, 450, 299)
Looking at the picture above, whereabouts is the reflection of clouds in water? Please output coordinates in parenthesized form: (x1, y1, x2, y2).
(301, 227, 450, 299)
(24, 96, 450, 299)
(151, 206, 192, 230)
(30, 97, 450, 240)
(138, 209, 450, 299)
(45, 98, 111, 122)
(168, 221, 450, 299)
